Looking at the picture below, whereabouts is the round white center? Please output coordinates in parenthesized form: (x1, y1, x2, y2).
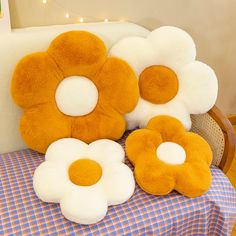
(55, 76, 98, 116)
(156, 142, 186, 165)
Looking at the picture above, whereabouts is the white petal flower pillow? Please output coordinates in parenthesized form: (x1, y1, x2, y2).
(33, 138, 135, 225)
(110, 26, 218, 130)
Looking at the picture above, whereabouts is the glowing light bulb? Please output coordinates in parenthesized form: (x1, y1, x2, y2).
(104, 18, 109, 22)
(79, 17, 84, 23)
(65, 13, 70, 18)
(42, 0, 47, 4)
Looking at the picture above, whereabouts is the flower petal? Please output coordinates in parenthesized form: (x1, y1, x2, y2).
(95, 57, 139, 114)
(20, 103, 71, 153)
(60, 188, 107, 224)
(46, 138, 88, 165)
(126, 129, 162, 165)
(101, 163, 135, 205)
(148, 26, 196, 70)
(175, 162, 212, 197)
(162, 100, 192, 130)
(125, 98, 154, 130)
(11, 52, 63, 108)
(177, 61, 218, 114)
(147, 115, 185, 141)
(172, 132, 213, 165)
(126, 98, 192, 130)
(33, 162, 68, 203)
(135, 157, 176, 195)
(71, 103, 126, 143)
(88, 139, 125, 164)
(109, 37, 157, 75)
(48, 31, 107, 77)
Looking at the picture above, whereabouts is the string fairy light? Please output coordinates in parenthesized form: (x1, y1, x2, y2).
(40, 0, 122, 23)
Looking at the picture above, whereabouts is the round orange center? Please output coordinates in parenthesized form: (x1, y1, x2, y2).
(139, 65, 179, 104)
(68, 159, 102, 186)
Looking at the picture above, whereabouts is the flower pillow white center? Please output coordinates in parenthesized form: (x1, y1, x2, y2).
(156, 142, 186, 165)
(55, 76, 98, 116)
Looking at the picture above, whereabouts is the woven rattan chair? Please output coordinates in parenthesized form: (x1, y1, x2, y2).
(191, 106, 235, 173)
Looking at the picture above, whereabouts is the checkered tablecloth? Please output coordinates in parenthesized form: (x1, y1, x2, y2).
(1, 141, 236, 235)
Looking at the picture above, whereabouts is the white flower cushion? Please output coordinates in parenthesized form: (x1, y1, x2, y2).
(110, 26, 218, 130)
(33, 138, 135, 225)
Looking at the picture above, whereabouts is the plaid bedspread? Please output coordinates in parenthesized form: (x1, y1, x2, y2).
(1, 145, 236, 235)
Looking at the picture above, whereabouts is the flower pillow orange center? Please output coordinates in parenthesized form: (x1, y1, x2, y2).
(110, 26, 218, 131)
(126, 115, 213, 198)
(139, 65, 179, 104)
(11, 31, 139, 153)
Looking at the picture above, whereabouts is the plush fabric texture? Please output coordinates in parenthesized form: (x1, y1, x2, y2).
(11, 31, 139, 153)
(33, 138, 135, 225)
(139, 65, 179, 104)
(126, 115, 213, 198)
(55, 76, 99, 116)
(68, 159, 102, 186)
(110, 26, 218, 130)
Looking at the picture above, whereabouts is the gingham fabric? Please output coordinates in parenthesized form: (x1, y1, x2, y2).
(1, 136, 236, 236)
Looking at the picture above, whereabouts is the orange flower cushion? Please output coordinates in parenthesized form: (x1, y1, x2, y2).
(126, 115, 213, 198)
(11, 31, 139, 153)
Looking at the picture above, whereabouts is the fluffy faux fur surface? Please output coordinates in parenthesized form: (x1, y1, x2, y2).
(126, 115, 213, 198)
(33, 138, 135, 224)
(110, 26, 218, 130)
(68, 159, 102, 186)
(55, 76, 99, 116)
(11, 31, 139, 153)
(139, 65, 178, 104)
(47, 31, 107, 78)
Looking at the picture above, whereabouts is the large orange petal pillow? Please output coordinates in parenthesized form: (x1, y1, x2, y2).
(11, 31, 139, 153)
